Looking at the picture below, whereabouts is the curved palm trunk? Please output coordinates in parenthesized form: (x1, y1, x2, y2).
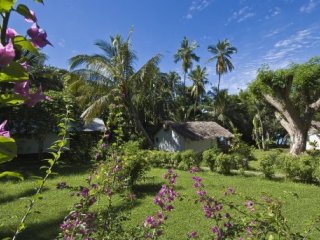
(126, 97, 154, 147)
(183, 72, 187, 121)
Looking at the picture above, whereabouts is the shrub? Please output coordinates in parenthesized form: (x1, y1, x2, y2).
(281, 154, 320, 183)
(215, 153, 236, 174)
(260, 153, 278, 179)
(121, 141, 150, 186)
(202, 147, 221, 171)
(180, 150, 200, 170)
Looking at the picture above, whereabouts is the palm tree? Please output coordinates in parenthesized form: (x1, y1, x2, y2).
(174, 36, 200, 88)
(189, 65, 208, 120)
(208, 39, 237, 93)
(69, 32, 160, 146)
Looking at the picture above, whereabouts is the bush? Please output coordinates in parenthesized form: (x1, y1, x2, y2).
(260, 153, 278, 179)
(179, 150, 200, 170)
(202, 147, 221, 171)
(281, 154, 320, 183)
(120, 141, 151, 186)
(215, 153, 236, 174)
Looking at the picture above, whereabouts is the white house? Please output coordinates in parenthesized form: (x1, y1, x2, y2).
(154, 121, 233, 152)
(306, 121, 320, 150)
(15, 118, 106, 155)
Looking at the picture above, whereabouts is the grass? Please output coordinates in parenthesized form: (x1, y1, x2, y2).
(1, 159, 320, 239)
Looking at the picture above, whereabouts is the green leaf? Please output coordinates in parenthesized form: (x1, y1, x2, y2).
(0, 0, 16, 12)
(0, 136, 17, 164)
(0, 171, 24, 180)
(13, 36, 39, 55)
(0, 94, 25, 105)
(0, 62, 29, 82)
(15, 4, 36, 21)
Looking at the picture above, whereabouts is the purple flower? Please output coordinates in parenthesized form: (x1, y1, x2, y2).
(27, 23, 51, 48)
(224, 221, 232, 229)
(14, 81, 29, 97)
(25, 85, 51, 107)
(211, 226, 224, 238)
(245, 201, 254, 212)
(104, 187, 113, 197)
(224, 187, 235, 196)
(192, 176, 202, 188)
(0, 41, 15, 66)
(196, 190, 206, 197)
(56, 182, 67, 190)
(101, 142, 107, 149)
(169, 174, 177, 184)
(6, 28, 18, 39)
(144, 216, 156, 228)
(25, 10, 37, 23)
(0, 120, 10, 138)
(189, 166, 200, 173)
(188, 231, 198, 238)
(79, 187, 89, 198)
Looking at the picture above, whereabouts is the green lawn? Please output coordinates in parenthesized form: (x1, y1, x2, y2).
(1, 161, 320, 239)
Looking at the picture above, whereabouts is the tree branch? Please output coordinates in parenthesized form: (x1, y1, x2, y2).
(263, 94, 295, 127)
(275, 112, 293, 136)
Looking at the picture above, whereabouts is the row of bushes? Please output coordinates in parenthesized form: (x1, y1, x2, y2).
(260, 152, 320, 183)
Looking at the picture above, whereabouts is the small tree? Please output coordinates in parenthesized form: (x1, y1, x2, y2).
(250, 57, 320, 155)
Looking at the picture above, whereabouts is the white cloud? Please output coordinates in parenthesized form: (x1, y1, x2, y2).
(58, 39, 66, 48)
(185, 0, 213, 20)
(226, 6, 255, 24)
(300, 0, 319, 13)
(265, 7, 281, 19)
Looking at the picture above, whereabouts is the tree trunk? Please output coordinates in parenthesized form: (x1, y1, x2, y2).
(126, 98, 154, 148)
(217, 74, 221, 93)
(289, 128, 308, 155)
(263, 94, 312, 155)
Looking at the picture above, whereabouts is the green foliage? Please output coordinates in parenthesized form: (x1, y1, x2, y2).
(260, 153, 278, 178)
(0, 136, 17, 163)
(120, 141, 150, 187)
(281, 154, 320, 183)
(0, 0, 16, 12)
(202, 146, 221, 171)
(0, 61, 28, 82)
(215, 153, 236, 174)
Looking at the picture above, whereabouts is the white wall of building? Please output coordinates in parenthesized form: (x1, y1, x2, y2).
(184, 138, 217, 153)
(15, 133, 70, 154)
(154, 129, 217, 152)
(306, 134, 320, 150)
(154, 129, 185, 152)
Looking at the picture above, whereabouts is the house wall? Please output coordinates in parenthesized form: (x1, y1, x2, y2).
(154, 129, 217, 152)
(154, 129, 185, 152)
(184, 138, 217, 153)
(15, 133, 70, 154)
(306, 134, 320, 150)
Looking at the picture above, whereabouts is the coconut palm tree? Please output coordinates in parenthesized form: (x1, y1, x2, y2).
(208, 39, 237, 93)
(174, 36, 200, 88)
(189, 65, 208, 119)
(69, 32, 160, 146)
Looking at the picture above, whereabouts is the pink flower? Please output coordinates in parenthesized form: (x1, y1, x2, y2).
(25, 10, 37, 23)
(25, 85, 51, 107)
(245, 201, 255, 212)
(14, 81, 30, 97)
(0, 120, 10, 138)
(0, 41, 15, 66)
(188, 231, 198, 238)
(6, 28, 18, 39)
(21, 62, 28, 70)
(27, 23, 51, 48)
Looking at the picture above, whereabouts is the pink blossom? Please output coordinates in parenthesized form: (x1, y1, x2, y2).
(0, 41, 15, 66)
(27, 23, 51, 48)
(6, 28, 18, 39)
(0, 120, 10, 138)
(25, 10, 37, 23)
(14, 81, 29, 97)
(25, 85, 51, 107)
(21, 62, 28, 70)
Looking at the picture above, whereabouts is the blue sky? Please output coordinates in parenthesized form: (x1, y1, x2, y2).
(10, 0, 320, 93)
